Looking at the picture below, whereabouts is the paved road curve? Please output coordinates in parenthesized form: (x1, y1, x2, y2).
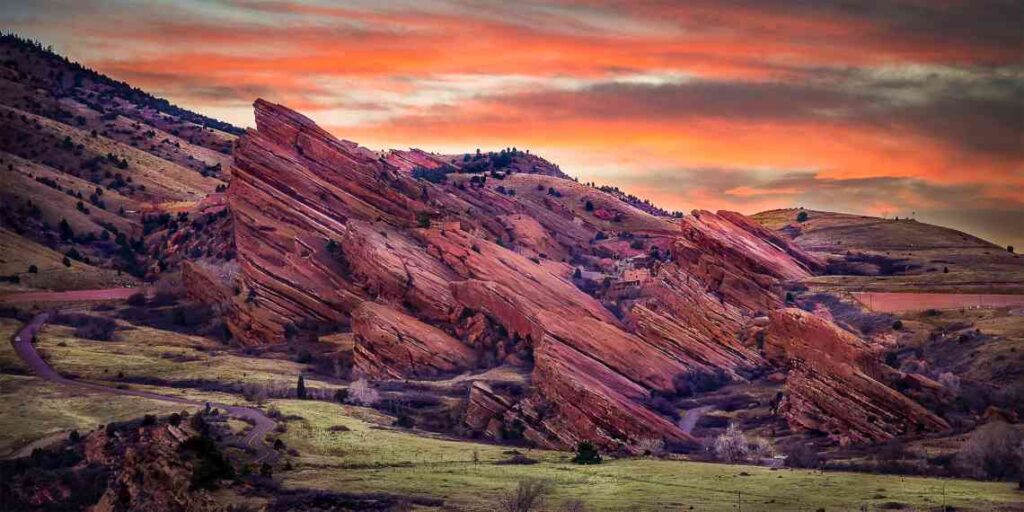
(10, 311, 277, 461)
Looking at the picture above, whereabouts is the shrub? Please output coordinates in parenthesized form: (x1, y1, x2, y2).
(782, 444, 823, 468)
(68, 314, 116, 340)
(393, 414, 415, 428)
(126, 291, 147, 306)
(892, 320, 904, 331)
(169, 413, 182, 427)
(411, 166, 451, 183)
(1008, 245, 1015, 254)
(572, 441, 602, 464)
(333, 388, 349, 403)
(180, 435, 234, 490)
(673, 369, 729, 397)
(796, 211, 808, 222)
(28, 264, 38, 273)
(498, 478, 552, 512)
(497, 452, 539, 465)
(416, 212, 431, 228)
(584, 200, 594, 211)
(62, 256, 71, 267)
(636, 438, 665, 457)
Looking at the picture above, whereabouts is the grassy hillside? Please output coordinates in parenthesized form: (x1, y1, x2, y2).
(754, 208, 1024, 293)
(272, 399, 1022, 511)
(0, 34, 239, 288)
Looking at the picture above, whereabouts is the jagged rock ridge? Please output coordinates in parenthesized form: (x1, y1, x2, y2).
(191, 99, 947, 451)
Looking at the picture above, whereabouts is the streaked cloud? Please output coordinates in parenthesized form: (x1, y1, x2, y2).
(4, 0, 1022, 247)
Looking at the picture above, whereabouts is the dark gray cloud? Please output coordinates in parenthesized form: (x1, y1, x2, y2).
(607, 165, 1024, 247)
(499, 65, 1024, 160)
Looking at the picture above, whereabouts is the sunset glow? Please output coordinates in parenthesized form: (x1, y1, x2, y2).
(6, 0, 1022, 246)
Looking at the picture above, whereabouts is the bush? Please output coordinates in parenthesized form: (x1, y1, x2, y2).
(711, 423, 775, 463)
(498, 478, 552, 512)
(892, 320, 904, 331)
(673, 369, 728, 397)
(126, 291, 147, 306)
(28, 264, 38, 273)
(571, 441, 602, 465)
(785, 443, 821, 468)
(393, 414, 415, 428)
(416, 212, 431, 228)
(796, 211, 808, 222)
(180, 435, 234, 490)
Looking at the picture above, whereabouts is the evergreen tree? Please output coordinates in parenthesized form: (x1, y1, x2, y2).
(296, 374, 307, 399)
(572, 441, 602, 464)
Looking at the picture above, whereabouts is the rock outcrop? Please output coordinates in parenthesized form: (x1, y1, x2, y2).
(199, 99, 944, 452)
(761, 308, 949, 445)
(352, 302, 478, 379)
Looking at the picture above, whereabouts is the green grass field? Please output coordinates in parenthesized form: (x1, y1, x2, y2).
(271, 400, 1023, 512)
(4, 316, 1022, 510)
(0, 374, 186, 457)
(35, 320, 341, 391)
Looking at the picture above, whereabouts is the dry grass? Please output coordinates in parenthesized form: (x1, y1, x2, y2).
(35, 320, 342, 392)
(0, 374, 186, 456)
(271, 400, 1024, 512)
(0, 228, 138, 292)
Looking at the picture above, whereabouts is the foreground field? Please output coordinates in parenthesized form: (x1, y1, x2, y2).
(4, 315, 1022, 510)
(272, 400, 1023, 512)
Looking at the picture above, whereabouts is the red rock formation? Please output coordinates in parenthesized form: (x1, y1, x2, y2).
(213, 99, 942, 452)
(352, 302, 478, 379)
(761, 308, 948, 445)
(673, 210, 823, 311)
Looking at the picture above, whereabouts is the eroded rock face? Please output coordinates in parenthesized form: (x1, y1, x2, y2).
(761, 308, 948, 445)
(207, 99, 941, 452)
(352, 302, 478, 379)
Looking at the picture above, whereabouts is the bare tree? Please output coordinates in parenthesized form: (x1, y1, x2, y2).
(498, 478, 552, 512)
(636, 438, 665, 457)
(938, 372, 961, 397)
(711, 423, 775, 463)
(712, 423, 750, 462)
(347, 378, 380, 406)
(956, 421, 1023, 480)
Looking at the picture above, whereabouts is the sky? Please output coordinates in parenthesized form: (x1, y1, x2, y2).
(4, 0, 1023, 247)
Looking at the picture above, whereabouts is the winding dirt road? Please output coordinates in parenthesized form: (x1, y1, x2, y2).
(0, 287, 147, 304)
(10, 311, 277, 461)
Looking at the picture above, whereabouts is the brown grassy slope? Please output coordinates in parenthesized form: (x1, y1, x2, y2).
(753, 208, 1024, 293)
(0, 34, 241, 288)
(0, 228, 137, 292)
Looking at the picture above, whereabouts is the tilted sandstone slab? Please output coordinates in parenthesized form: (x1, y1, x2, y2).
(214, 99, 896, 452)
(673, 210, 822, 311)
(762, 308, 948, 445)
(352, 302, 478, 380)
